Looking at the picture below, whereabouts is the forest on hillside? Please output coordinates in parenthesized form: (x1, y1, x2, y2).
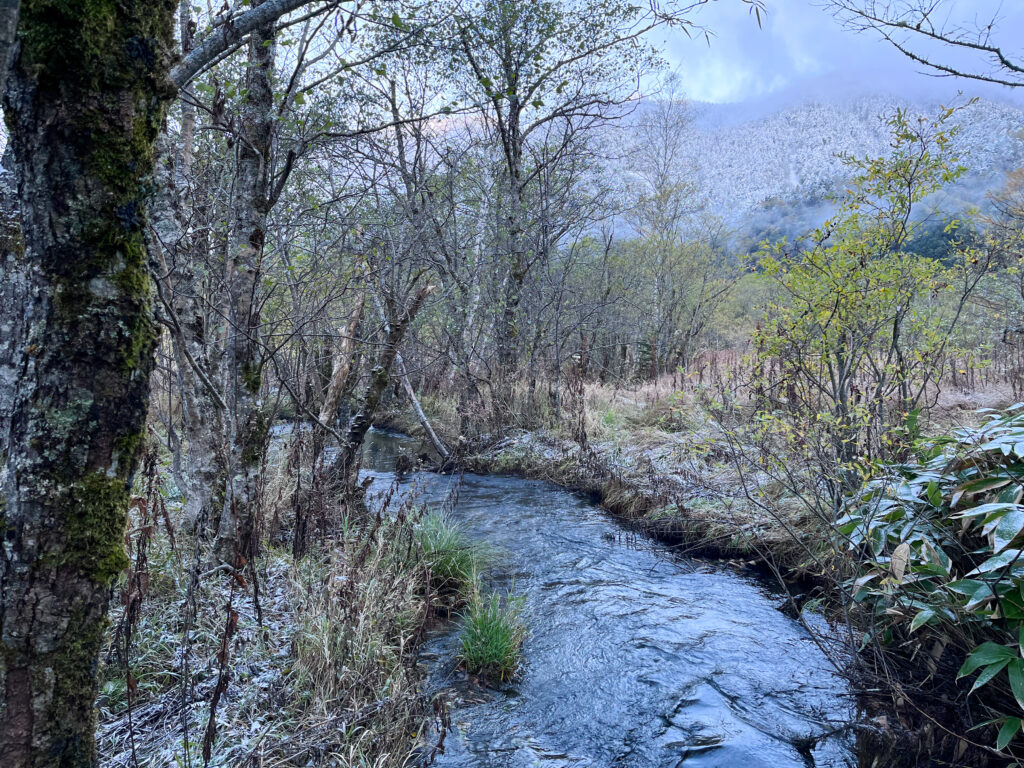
(4, 1, 1024, 767)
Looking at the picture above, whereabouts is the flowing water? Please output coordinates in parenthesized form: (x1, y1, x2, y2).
(359, 429, 856, 768)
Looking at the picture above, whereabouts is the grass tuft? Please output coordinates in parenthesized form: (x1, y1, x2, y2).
(459, 588, 527, 681)
(415, 511, 488, 606)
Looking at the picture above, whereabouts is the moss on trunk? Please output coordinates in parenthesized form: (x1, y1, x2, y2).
(0, 3, 177, 766)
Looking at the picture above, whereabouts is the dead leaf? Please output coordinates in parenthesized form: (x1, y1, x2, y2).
(892, 541, 910, 582)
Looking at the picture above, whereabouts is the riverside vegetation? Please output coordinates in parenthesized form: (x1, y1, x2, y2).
(5, 1, 1024, 767)
(384, 105, 1024, 765)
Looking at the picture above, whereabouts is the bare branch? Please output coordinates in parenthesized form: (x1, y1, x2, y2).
(828, 0, 1024, 87)
(171, 0, 336, 89)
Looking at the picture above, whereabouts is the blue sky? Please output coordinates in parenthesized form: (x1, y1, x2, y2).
(652, 0, 1024, 104)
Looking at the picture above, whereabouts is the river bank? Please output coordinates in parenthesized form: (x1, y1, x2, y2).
(375, 386, 1018, 767)
(358, 430, 857, 768)
(468, 430, 814, 567)
(376, 405, 822, 584)
(378, 378, 1003, 586)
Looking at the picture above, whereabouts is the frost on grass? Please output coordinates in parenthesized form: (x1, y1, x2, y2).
(97, 489, 441, 768)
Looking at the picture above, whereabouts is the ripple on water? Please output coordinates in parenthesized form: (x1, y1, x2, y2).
(355, 429, 856, 768)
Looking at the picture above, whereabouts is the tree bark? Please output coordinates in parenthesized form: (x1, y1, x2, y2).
(0, 4, 177, 766)
(493, 153, 527, 422)
(0, 1, 18, 96)
(332, 283, 435, 494)
(149, 142, 228, 536)
(316, 295, 365, 445)
(216, 4, 276, 562)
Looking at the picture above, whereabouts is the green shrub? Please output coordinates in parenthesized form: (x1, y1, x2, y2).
(459, 589, 527, 681)
(841, 405, 1024, 754)
(415, 511, 488, 605)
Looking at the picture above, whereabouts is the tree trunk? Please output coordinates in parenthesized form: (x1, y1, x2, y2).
(0, 5, 176, 766)
(216, 7, 276, 562)
(157, 3, 229, 539)
(315, 294, 365, 452)
(332, 283, 435, 495)
(494, 173, 527, 422)
(396, 352, 450, 462)
(150, 137, 227, 537)
(0, 2, 18, 97)
(369, 290, 450, 462)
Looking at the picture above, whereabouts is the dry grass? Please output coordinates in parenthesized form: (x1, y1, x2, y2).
(97, 475, 440, 768)
(287, 518, 431, 765)
(582, 376, 686, 440)
(451, 374, 839, 577)
(398, 360, 1020, 584)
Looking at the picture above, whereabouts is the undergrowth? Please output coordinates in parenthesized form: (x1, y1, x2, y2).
(97, 472, 441, 767)
(841, 405, 1024, 761)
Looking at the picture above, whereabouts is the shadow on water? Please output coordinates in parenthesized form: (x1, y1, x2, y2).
(356, 428, 856, 768)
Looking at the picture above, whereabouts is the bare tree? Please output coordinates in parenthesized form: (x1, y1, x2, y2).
(445, 0, 671, 418)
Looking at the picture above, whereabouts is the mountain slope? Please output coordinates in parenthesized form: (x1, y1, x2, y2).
(677, 94, 1024, 242)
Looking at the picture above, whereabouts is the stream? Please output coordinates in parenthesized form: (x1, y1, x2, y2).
(359, 428, 856, 768)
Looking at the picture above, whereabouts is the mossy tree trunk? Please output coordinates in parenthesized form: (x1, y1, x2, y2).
(0, 2, 176, 766)
(215, 5, 276, 563)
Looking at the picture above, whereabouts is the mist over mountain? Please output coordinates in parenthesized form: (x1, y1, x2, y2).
(668, 87, 1024, 249)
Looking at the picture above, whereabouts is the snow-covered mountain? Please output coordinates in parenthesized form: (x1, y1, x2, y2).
(674, 92, 1024, 243)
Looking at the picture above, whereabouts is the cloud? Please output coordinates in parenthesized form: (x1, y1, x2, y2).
(652, 0, 1024, 105)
